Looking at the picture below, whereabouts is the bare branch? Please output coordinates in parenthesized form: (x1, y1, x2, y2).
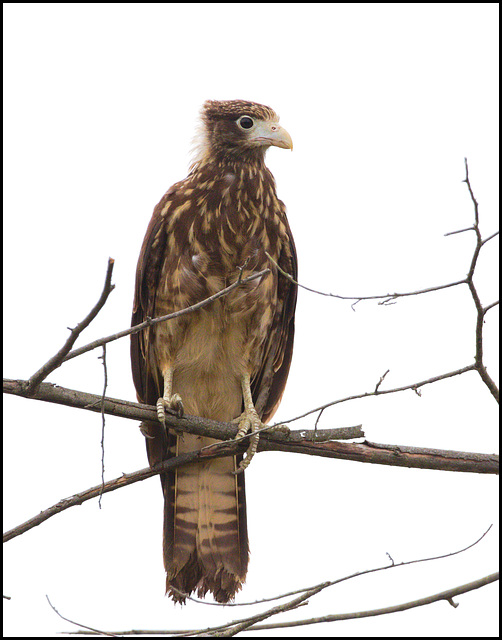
(24, 258, 115, 395)
(462, 159, 499, 403)
(216, 586, 323, 637)
(46, 596, 119, 638)
(463, 157, 479, 225)
(280, 364, 477, 424)
(481, 230, 500, 246)
(3, 442, 240, 543)
(68, 574, 500, 634)
(267, 439, 498, 474)
(98, 345, 108, 507)
(3, 419, 498, 545)
(375, 369, 390, 392)
(3, 378, 498, 476)
(483, 300, 499, 315)
(444, 225, 476, 237)
(2, 377, 361, 442)
(265, 251, 466, 305)
(246, 573, 499, 632)
(67, 528, 496, 635)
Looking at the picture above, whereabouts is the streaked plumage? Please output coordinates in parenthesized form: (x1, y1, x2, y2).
(131, 99, 297, 602)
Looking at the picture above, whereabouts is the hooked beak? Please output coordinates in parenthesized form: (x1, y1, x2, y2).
(250, 121, 293, 150)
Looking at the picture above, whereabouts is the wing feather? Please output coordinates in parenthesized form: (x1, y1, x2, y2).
(252, 214, 298, 423)
(131, 185, 182, 405)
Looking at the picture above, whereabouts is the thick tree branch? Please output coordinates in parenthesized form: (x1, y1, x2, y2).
(4, 434, 498, 544)
(2, 377, 361, 443)
(267, 439, 498, 474)
(3, 378, 498, 475)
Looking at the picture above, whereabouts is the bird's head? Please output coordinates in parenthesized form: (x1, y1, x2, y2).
(192, 99, 293, 165)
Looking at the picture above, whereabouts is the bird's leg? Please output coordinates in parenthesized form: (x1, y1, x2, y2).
(157, 367, 184, 428)
(234, 372, 262, 473)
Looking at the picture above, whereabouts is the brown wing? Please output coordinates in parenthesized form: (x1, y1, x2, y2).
(131, 185, 180, 407)
(130, 185, 180, 480)
(252, 210, 298, 424)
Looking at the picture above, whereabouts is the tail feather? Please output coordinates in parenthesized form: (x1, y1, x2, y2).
(144, 426, 248, 603)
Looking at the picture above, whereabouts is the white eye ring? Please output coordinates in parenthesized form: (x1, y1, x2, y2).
(237, 115, 255, 130)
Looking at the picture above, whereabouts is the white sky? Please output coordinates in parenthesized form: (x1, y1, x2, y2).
(3, 3, 499, 637)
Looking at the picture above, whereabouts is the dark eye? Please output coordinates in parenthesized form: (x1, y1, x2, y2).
(238, 116, 254, 130)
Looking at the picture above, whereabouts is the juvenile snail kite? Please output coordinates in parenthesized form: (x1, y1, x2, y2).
(131, 99, 297, 603)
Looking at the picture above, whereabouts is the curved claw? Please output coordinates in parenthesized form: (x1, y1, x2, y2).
(157, 394, 185, 426)
(170, 393, 184, 419)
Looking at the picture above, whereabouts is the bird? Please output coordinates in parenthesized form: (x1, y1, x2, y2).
(130, 99, 297, 603)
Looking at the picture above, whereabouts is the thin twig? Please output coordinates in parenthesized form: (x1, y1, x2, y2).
(481, 230, 500, 246)
(69, 528, 496, 634)
(375, 369, 390, 393)
(444, 225, 476, 237)
(265, 250, 466, 305)
(216, 585, 324, 637)
(46, 595, 119, 638)
(98, 345, 108, 508)
(3, 443, 240, 543)
(159, 524, 497, 611)
(483, 300, 499, 315)
(279, 364, 477, 425)
(24, 258, 115, 395)
(68, 573, 499, 635)
(463, 157, 479, 225)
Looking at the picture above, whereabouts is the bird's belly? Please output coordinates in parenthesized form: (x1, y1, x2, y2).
(172, 307, 247, 422)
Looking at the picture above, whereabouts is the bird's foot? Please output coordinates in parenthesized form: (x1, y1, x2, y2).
(232, 408, 262, 474)
(156, 393, 184, 427)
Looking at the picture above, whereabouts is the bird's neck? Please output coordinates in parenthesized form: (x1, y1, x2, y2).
(192, 148, 267, 173)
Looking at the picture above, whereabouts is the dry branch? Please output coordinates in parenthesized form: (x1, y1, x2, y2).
(241, 572, 500, 632)
(461, 159, 500, 403)
(2, 378, 361, 443)
(280, 364, 478, 423)
(3, 444, 239, 543)
(3, 378, 497, 476)
(265, 249, 467, 305)
(3, 433, 498, 544)
(24, 258, 115, 395)
(66, 529, 497, 635)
